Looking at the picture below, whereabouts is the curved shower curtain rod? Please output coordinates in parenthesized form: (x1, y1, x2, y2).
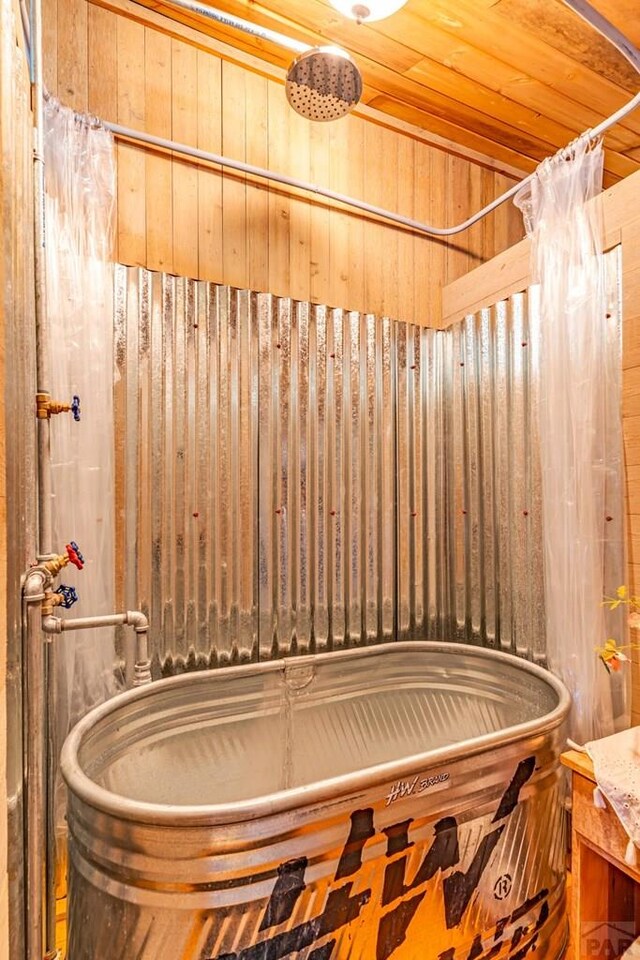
(101, 0, 640, 239)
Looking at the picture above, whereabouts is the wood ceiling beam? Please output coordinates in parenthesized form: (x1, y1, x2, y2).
(378, 0, 640, 131)
(146, 0, 639, 180)
(587, 0, 640, 47)
(206, 0, 640, 140)
(92, 0, 534, 176)
(97, 0, 640, 184)
(490, 0, 638, 90)
(406, 45, 640, 154)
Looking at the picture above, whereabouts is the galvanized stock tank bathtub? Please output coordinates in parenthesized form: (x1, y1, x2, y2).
(61, 642, 570, 960)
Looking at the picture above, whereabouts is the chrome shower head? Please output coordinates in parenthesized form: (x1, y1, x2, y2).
(285, 46, 363, 121)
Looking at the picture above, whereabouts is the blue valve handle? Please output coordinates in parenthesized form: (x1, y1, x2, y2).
(55, 585, 79, 609)
(71, 395, 81, 422)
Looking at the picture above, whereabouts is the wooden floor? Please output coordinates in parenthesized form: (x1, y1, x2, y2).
(55, 892, 66, 958)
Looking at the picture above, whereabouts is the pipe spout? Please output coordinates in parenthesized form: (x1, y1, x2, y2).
(41, 609, 152, 686)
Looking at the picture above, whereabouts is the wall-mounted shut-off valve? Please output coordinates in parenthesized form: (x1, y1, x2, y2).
(41, 585, 79, 617)
(36, 392, 81, 421)
(42, 540, 85, 579)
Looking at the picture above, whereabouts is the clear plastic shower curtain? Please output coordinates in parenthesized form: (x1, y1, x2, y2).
(515, 139, 629, 743)
(43, 98, 117, 818)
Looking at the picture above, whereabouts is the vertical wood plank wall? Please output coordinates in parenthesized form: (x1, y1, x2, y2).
(1, 0, 35, 949)
(0, 1, 10, 943)
(441, 169, 640, 723)
(42, 0, 524, 325)
(621, 211, 640, 724)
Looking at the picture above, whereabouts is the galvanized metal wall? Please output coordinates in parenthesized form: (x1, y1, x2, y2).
(446, 291, 546, 662)
(115, 267, 552, 674)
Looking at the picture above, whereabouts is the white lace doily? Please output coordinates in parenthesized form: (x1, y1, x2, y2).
(586, 726, 640, 866)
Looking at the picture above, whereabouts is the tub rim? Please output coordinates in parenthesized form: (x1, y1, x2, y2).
(61, 641, 571, 827)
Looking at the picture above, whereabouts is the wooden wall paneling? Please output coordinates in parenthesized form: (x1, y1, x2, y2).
(362, 121, 384, 318)
(196, 50, 223, 281)
(244, 70, 269, 294)
(221, 59, 247, 290)
(623, 416, 640, 466)
(479, 168, 496, 269)
(42, 0, 58, 95)
(378, 126, 399, 320)
(622, 215, 640, 721)
(88, 3, 117, 264)
(396, 133, 415, 324)
(285, 109, 311, 304)
(623, 366, 640, 419)
(346, 118, 365, 316)
(445, 154, 471, 286)
(412, 140, 430, 325)
(266, 82, 291, 301)
(116, 16, 146, 266)
(427, 146, 447, 325)
(172, 39, 199, 280)
(328, 120, 350, 314)
(364, 92, 542, 179)
(0, 0, 12, 947)
(309, 122, 331, 307)
(624, 316, 640, 373)
(57, 0, 88, 110)
(492, 173, 517, 259)
(464, 161, 486, 279)
(87, 4, 117, 119)
(144, 30, 173, 274)
(2, 0, 36, 950)
(507, 185, 526, 249)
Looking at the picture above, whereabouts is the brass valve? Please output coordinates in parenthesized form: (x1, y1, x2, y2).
(36, 392, 81, 421)
(42, 585, 78, 616)
(41, 591, 64, 618)
(43, 542, 85, 578)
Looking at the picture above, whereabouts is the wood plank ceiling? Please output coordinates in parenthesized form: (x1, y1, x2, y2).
(136, 0, 640, 184)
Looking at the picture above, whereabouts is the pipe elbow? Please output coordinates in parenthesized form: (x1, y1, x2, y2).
(22, 566, 50, 602)
(41, 615, 62, 635)
(126, 610, 152, 686)
(125, 610, 149, 633)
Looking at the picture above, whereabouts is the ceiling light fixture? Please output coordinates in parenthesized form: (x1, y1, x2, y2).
(329, 0, 409, 23)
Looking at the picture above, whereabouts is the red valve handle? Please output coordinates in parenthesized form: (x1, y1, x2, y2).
(66, 542, 84, 570)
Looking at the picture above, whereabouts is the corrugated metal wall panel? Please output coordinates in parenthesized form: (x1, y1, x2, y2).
(116, 264, 619, 672)
(256, 301, 398, 656)
(445, 293, 545, 661)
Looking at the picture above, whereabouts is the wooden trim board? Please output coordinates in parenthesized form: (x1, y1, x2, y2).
(441, 167, 640, 326)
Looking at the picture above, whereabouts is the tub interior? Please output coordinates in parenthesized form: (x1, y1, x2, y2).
(77, 646, 559, 807)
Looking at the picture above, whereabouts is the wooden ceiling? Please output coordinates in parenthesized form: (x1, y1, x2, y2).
(140, 0, 640, 183)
